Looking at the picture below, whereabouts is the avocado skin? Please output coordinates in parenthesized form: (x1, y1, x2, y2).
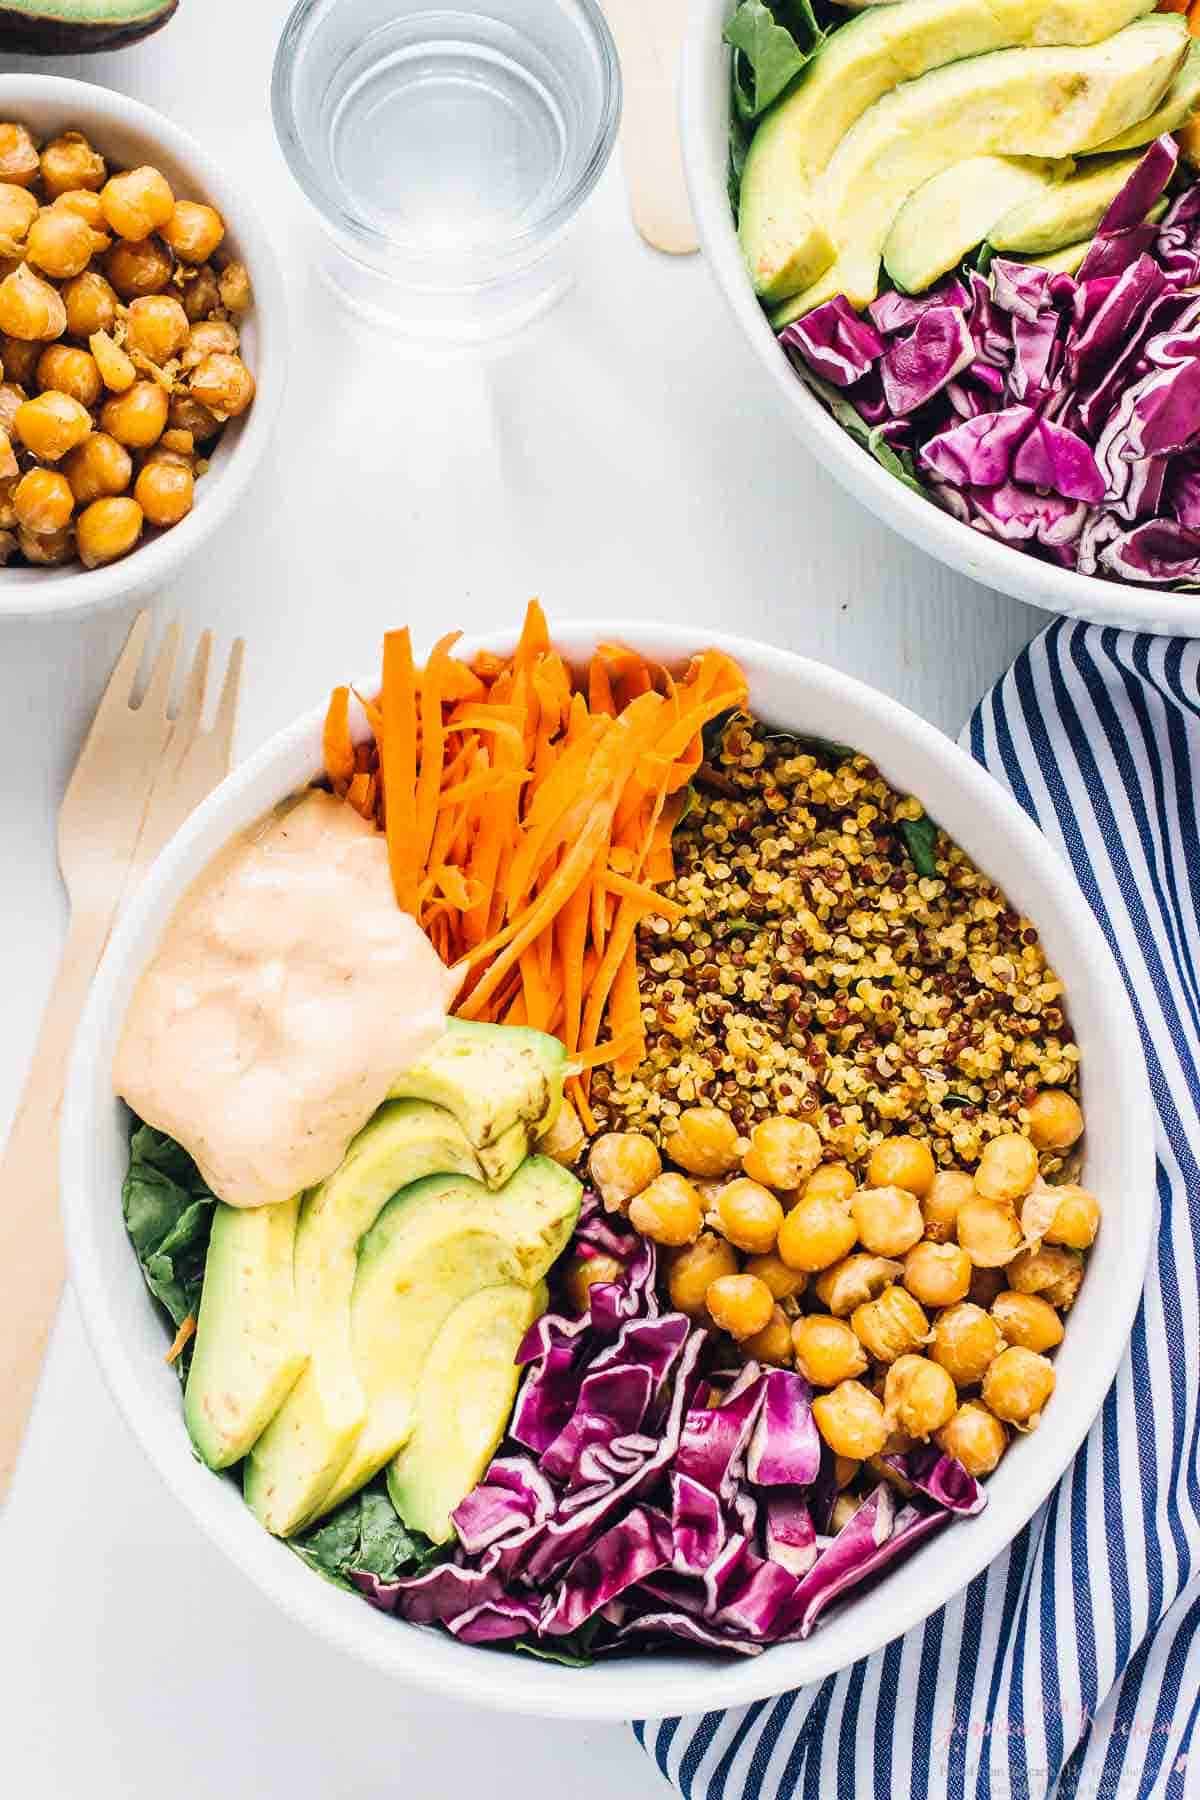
(0, 1, 177, 53)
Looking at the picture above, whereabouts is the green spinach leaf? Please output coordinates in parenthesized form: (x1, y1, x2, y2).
(898, 814, 941, 878)
(291, 1484, 444, 1591)
(797, 371, 929, 498)
(514, 1618, 603, 1667)
(122, 1121, 216, 1373)
(725, 0, 823, 125)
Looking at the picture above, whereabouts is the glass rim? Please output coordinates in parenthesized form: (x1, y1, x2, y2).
(271, 0, 623, 270)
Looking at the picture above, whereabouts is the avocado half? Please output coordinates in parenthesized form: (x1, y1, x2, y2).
(0, 0, 177, 54)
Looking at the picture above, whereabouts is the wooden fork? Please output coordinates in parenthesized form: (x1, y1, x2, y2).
(0, 613, 243, 1504)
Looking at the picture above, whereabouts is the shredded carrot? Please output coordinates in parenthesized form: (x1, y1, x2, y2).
(165, 1315, 196, 1365)
(322, 604, 748, 1074)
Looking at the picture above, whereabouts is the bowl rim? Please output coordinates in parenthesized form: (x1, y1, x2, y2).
(0, 72, 287, 621)
(678, 0, 1200, 638)
(61, 619, 1156, 1720)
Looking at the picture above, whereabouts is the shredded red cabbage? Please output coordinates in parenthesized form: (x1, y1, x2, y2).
(780, 137, 1200, 588)
(364, 1197, 983, 1658)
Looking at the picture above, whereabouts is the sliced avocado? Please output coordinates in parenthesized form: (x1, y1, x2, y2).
(311, 1157, 580, 1521)
(388, 1019, 567, 1182)
(772, 17, 1188, 323)
(1019, 193, 1169, 274)
(387, 1280, 548, 1544)
(883, 155, 1066, 294)
(183, 1198, 305, 1471)
(0, 0, 175, 52)
(990, 151, 1150, 254)
(243, 1101, 493, 1537)
(1090, 38, 1200, 152)
(738, 0, 1156, 302)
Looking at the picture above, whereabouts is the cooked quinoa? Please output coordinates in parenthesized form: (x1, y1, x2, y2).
(590, 715, 1080, 1174)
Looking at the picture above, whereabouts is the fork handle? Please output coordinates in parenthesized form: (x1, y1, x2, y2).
(0, 906, 113, 1504)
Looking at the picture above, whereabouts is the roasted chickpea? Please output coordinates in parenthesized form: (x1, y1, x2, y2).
(75, 494, 142, 568)
(0, 382, 21, 434)
(1008, 1244, 1084, 1310)
(0, 124, 40, 189)
(921, 1169, 973, 1243)
(1027, 1089, 1084, 1152)
(991, 1290, 1064, 1354)
(0, 263, 66, 340)
(36, 343, 101, 408)
(706, 1273, 774, 1342)
(122, 292, 190, 366)
(587, 1132, 661, 1212)
(981, 1346, 1055, 1430)
(0, 181, 37, 243)
(13, 390, 91, 461)
(180, 316, 238, 369)
(742, 1116, 821, 1190)
(1043, 1183, 1100, 1250)
(105, 234, 173, 299)
(743, 1304, 795, 1366)
(217, 259, 252, 313)
(791, 1313, 868, 1386)
(851, 1185, 924, 1258)
(903, 1239, 972, 1309)
(134, 456, 194, 528)
(0, 524, 15, 563)
(188, 350, 254, 419)
(801, 1163, 855, 1207)
(100, 379, 168, 449)
(161, 198, 225, 263)
(975, 1133, 1039, 1204)
(812, 1379, 887, 1460)
(0, 426, 14, 480)
(0, 333, 39, 385)
(814, 1252, 903, 1316)
(25, 206, 96, 280)
(868, 1135, 936, 1197)
(537, 1098, 584, 1167)
(851, 1286, 929, 1363)
(13, 466, 73, 535)
(89, 329, 136, 393)
(19, 522, 74, 564)
(715, 1178, 784, 1255)
(629, 1172, 703, 1247)
(563, 1251, 623, 1314)
(929, 1301, 1005, 1387)
(0, 471, 16, 527)
(663, 1105, 739, 1178)
(743, 1250, 807, 1302)
(667, 1231, 739, 1317)
(167, 391, 220, 442)
(956, 1195, 1022, 1268)
(968, 1264, 1007, 1309)
(936, 1401, 1008, 1477)
(100, 165, 174, 240)
(159, 427, 194, 456)
(778, 1190, 857, 1273)
(883, 1355, 957, 1439)
(180, 262, 220, 322)
(39, 132, 106, 199)
(62, 268, 118, 338)
(53, 190, 106, 232)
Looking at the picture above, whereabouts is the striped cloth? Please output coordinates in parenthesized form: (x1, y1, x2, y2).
(635, 619, 1200, 1800)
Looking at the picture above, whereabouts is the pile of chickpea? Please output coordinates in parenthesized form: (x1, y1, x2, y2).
(570, 1089, 1096, 1488)
(0, 121, 255, 572)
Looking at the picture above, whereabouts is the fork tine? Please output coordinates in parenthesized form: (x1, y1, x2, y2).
(91, 610, 153, 727)
(174, 629, 212, 739)
(140, 619, 182, 720)
(212, 636, 244, 770)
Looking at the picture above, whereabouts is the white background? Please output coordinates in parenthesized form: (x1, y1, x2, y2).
(0, 3, 1042, 1795)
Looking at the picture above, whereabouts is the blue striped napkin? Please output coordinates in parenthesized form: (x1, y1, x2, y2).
(635, 619, 1200, 1800)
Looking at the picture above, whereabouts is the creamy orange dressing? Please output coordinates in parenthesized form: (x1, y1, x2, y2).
(114, 789, 459, 1208)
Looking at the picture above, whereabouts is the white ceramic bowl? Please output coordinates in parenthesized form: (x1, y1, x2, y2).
(62, 622, 1154, 1720)
(0, 74, 286, 620)
(681, 1, 1200, 637)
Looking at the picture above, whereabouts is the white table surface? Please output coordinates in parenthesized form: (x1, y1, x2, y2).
(0, 5, 1043, 1795)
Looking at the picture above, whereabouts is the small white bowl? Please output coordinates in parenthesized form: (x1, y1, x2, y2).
(62, 623, 1154, 1720)
(0, 74, 286, 620)
(680, 0, 1200, 636)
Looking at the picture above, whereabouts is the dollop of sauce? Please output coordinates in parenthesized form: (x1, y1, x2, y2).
(114, 789, 458, 1208)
